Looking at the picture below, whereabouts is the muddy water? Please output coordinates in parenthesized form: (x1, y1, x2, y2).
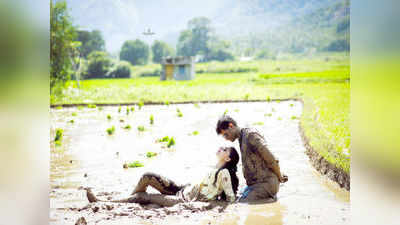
(50, 101, 349, 225)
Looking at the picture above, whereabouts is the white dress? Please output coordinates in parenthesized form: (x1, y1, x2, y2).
(177, 168, 236, 203)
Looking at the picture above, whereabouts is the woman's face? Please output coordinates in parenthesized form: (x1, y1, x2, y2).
(216, 147, 231, 162)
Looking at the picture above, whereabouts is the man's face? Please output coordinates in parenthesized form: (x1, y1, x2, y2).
(220, 124, 236, 142)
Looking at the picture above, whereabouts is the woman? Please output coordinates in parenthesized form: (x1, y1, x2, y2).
(86, 146, 240, 207)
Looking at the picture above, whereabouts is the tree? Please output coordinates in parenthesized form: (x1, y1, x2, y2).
(76, 30, 105, 58)
(151, 40, 173, 63)
(120, 39, 149, 65)
(177, 17, 212, 58)
(50, 0, 78, 92)
(86, 51, 112, 79)
(206, 38, 234, 61)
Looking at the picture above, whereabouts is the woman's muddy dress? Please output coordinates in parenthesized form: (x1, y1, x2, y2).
(88, 168, 235, 207)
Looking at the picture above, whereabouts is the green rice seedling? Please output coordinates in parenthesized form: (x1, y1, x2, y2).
(146, 152, 158, 158)
(291, 116, 299, 120)
(158, 136, 170, 142)
(244, 93, 250, 100)
(131, 106, 135, 112)
(266, 96, 271, 102)
(150, 114, 154, 125)
(127, 161, 144, 168)
(265, 113, 272, 117)
(137, 125, 145, 132)
(190, 131, 199, 136)
(194, 103, 200, 108)
(56, 106, 63, 110)
(69, 119, 74, 124)
(54, 128, 63, 142)
(106, 126, 115, 135)
(126, 107, 130, 115)
(253, 122, 264, 126)
(87, 104, 96, 108)
(138, 101, 144, 110)
(223, 109, 228, 115)
(176, 108, 183, 117)
(164, 100, 170, 106)
(71, 112, 77, 116)
(167, 137, 175, 148)
(290, 103, 294, 107)
(77, 106, 84, 110)
(118, 106, 121, 113)
(107, 114, 112, 120)
(276, 100, 281, 103)
(123, 124, 131, 130)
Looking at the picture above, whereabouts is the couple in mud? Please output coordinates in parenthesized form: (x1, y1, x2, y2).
(86, 115, 288, 206)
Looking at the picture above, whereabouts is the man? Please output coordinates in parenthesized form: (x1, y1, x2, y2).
(216, 115, 288, 202)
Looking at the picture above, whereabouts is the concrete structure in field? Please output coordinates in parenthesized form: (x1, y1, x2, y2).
(160, 56, 195, 80)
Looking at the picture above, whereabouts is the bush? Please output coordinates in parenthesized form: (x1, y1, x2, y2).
(108, 61, 131, 78)
(86, 51, 112, 79)
(120, 39, 149, 65)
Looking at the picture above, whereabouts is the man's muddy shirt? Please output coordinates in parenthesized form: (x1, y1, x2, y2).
(239, 128, 278, 186)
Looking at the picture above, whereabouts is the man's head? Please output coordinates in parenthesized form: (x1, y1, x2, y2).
(216, 115, 239, 142)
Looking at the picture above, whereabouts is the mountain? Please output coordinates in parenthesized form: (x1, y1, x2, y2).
(63, 0, 349, 53)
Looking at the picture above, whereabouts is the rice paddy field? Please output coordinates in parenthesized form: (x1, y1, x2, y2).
(51, 53, 350, 174)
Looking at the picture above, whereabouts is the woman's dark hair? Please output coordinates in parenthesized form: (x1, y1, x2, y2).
(216, 115, 237, 134)
(213, 147, 240, 200)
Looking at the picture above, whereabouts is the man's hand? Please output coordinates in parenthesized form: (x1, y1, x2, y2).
(279, 174, 288, 183)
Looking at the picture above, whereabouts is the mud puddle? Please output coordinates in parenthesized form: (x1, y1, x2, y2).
(50, 101, 349, 224)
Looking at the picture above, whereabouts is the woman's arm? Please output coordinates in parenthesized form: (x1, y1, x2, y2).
(218, 169, 236, 202)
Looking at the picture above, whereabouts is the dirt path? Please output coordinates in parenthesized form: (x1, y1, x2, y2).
(50, 101, 349, 225)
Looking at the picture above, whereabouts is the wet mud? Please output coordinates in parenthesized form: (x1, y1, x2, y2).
(50, 101, 349, 224)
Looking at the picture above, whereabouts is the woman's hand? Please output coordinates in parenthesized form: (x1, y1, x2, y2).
(279, 174, 288, 183)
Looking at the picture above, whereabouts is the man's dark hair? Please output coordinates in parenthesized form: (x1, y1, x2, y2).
(216, 115, 237, 134)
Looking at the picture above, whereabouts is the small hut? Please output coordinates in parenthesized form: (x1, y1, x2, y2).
(160, 56, 195, 80)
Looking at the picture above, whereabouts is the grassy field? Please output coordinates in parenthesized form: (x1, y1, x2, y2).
(51, 53, 350, 173)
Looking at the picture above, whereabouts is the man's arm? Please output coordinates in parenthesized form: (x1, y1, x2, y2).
(248, 132, 288, 183)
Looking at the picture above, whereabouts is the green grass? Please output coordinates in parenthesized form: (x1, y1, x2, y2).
(69, 119, 74, 123)
(52, 54, 350, 173)
(107, 114, 112, 120)
(146, 152, 158, 158)
(167, 137, 175, 148)
(126, 161, 144, 168)
(157, 136, 170, 142)
(71, 112, 77, 116)
(189, 131, 199, 136)
(106, 126, 115, 135)
(137, 125, 145, 132)
(87, 104, 96, 108)
(150, 114, 154, 125)
(54, 128, 63, 144)
(123, 124, 131, 130)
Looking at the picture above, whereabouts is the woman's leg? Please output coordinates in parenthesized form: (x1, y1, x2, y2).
(131, 172, 184, 195)
(86, 188, 183, 207)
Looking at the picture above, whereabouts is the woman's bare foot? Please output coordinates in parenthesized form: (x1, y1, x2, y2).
(85, 188, 99, 203)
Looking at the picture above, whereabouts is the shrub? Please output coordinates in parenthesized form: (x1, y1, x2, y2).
(108, 61, 131, 78)
(86, 51, 112, 79)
